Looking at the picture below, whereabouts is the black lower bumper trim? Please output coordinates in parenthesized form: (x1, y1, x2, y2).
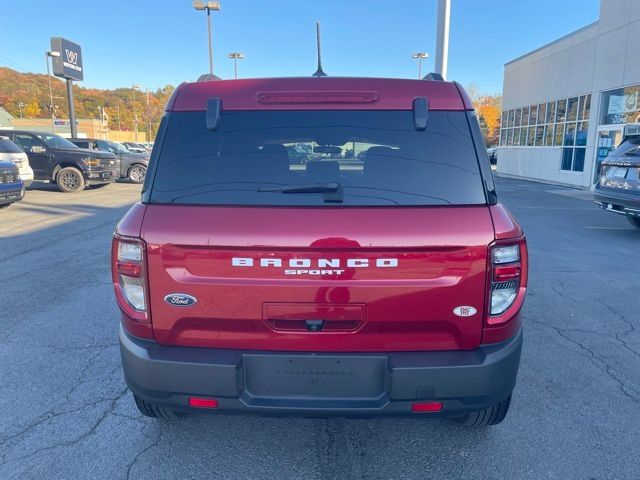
(120, 326, 522, 417)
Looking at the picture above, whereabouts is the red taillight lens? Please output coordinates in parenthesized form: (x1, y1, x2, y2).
(493, 265, 521, 281)
(188, 397, 219, 409)
(112, 236, 147, 316)
(411, 401, 443, 413)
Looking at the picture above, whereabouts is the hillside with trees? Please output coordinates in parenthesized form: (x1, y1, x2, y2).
(0, 67, 174, 136)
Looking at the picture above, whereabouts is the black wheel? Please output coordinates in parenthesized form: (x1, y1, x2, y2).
(56, 167, 85, 193)
(133, 395, 180, 419)
(455, 395, 512, 427)
(128, 164, 147, 184)
(627, 216, 640, 230)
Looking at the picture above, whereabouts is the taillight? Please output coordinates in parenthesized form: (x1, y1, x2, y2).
(112, 235, 151, 336)
(490, 244, 521, 316)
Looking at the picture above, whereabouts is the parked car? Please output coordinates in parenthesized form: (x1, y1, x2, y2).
(0, 136, 33, 187)
(0, 161, 24, 208)
(122, 142, 149, 154)
(594, 123, 640, 229)
(487, 147, 498, 165)
(113, 76, 527, 426)
(0, 130, 118, 192)
(71, 138, 149, 183)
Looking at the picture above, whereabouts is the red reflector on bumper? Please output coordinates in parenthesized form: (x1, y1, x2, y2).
(188, 397, 219, 409)
(411, 401, 443, 412)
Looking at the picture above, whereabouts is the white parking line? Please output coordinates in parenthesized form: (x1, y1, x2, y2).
(585, 226, 634, 230)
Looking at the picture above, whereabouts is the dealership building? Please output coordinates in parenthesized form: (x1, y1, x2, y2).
(497, 0, 640, 188)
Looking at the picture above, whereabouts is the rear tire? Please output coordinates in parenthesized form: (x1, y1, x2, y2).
(627, 216, 640, 230)
(455, 395, 512, 427)
(56, 167, 85, 193)
(133, 395, 180, 419)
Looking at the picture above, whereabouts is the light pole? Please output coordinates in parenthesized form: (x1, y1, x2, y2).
(45, 50, 61, 132)
(228, 52, 244, 79)
(412, 52, 429, 79)
(17, 102, 24, 118)
(132, 84, 140, 141)
(193, 1, 221, 76)
(435, 0, 451, 80)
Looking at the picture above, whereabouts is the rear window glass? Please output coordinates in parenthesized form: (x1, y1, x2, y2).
(150, 110, 486, 206)
(0, 139, 23, 154)
(609, 136, 640, 158)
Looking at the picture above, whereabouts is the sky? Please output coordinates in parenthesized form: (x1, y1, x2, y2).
(0, 0, 600, 94)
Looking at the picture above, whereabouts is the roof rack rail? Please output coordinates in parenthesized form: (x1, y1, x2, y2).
(422, 72, 444, 81)
(197, 74, 222, 82)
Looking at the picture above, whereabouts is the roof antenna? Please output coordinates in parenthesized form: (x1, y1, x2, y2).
(312, 21, 327, 77)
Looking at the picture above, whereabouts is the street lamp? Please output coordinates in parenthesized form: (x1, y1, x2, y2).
(46, 50, 61, 132)
(17, 102, 24, 118)
(412, 52, 429, 79)
(132, 84, 141, 141)
(193, 1, 221, 76)
(228, 52, 244, 79)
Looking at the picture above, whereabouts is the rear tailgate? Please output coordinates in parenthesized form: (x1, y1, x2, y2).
(143, 205, 494, 352)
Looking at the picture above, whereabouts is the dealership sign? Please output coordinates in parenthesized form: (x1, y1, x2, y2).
(50, 37, 83, 81)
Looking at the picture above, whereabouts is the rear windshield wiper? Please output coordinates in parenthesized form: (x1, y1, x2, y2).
(257, 182, 343, 203)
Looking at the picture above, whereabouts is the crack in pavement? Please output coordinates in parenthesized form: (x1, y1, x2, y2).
(0, 388, 129, 465)
(526, 316, 640, 404)
(125, 423, 162, 480)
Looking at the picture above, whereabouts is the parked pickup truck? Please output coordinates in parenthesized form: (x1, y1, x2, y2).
(0, 130, 118, 192)
(70, 138, 149, 183)
(113, 76, 528, 426)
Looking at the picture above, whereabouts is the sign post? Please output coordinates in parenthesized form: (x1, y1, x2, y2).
(50, 37, 83, 138)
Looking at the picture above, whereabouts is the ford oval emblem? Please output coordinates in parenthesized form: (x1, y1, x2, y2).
(453, 306, 477, 317)
(164, 293, 197, 307)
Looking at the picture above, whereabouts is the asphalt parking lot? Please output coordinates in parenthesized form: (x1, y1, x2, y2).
(1, 178, 639, 479)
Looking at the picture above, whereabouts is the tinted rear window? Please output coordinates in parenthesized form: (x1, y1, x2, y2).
(0, 139, 23, 154)
(150, 110, 486, 206)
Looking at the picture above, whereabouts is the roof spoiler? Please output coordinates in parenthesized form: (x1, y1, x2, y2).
(624, 123, 640, 137)
(198, 74, 222, 82)
(422, 72, 444, 81)
(413, 97, 429, 131)
(206, 98, 222, 130)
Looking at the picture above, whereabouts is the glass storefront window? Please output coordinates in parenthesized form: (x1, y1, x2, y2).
(535, 126, 544, 146)
(581, 94, 591, 121)
(527, 127, 535, 146)
(529, 105, 538, 125)
(514, 108, 522, 127)
(546, 101, 556, 123)
(544, 124, 555, 146)
(564, 123, 576, 146)
(556, 99, 567, 122)
(554, 123, 565, 146)
(561, 148, 573, 170)
(506, 128, 512, 146)
(573, 148, 586, 171)
(567, 97, 579, 122)
(508, 110, 515, 128)
(500, 128, 507, 146)
(601, 85, 640, 125)
(538, 104, 546, 125)
(576, 122, 588, 147)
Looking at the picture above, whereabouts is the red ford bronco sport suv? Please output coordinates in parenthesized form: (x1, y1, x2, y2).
(113, 76, 527, 426)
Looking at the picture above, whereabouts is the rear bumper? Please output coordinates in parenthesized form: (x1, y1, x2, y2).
(120, 326, 522, 417)
(594, 190, 640, 218)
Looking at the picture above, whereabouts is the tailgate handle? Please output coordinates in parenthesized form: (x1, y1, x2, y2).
(305, 319, 325, 332)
